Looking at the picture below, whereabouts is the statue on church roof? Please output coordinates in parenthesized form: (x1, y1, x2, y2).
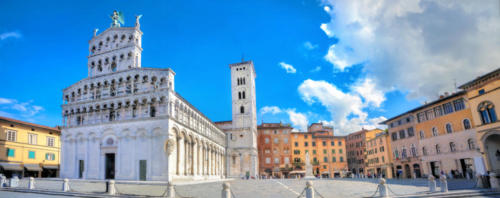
(135, 14, 142, 28)
(110, 10, 124, 27)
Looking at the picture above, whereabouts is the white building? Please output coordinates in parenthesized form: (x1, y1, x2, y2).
(60, 13, 227, 181)
(215, 61, 259, 178)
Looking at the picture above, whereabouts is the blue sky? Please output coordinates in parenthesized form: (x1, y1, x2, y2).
(1, 0, 498, 135)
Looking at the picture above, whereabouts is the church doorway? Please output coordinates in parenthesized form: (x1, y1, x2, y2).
(105, 153, 115, 179)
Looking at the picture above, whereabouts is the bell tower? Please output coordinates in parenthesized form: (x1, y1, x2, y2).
(87, 11, 143, 77)
(226, 60, 258, 178)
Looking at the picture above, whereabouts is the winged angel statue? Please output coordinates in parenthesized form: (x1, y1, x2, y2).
(110, 10, 124, 27)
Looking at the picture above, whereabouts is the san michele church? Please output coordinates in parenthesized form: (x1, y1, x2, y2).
(60, 12, 258, 181)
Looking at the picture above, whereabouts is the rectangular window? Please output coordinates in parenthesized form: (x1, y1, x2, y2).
(312, 142, 316, 146)
(453, 99, 465, 111)
(265, 157, 271, 164)
(323, 149, 327, 154)
(338, 141, 342, 146)
(407, 127, 415, 137)
(294, 142, 298, 146)
(274, 158, 279, 164)
(331, 149, 335, 154)
(331, 141, 334, 146)
(339, 149, 343, 154)
(6, 148, 15, 157)
(340, 157, 344, 162)
(322, 141, 326, 146)
(28, 151, 35, 159)
(313, 150, 316, 154)
(45, 153, 55, 160)
(434, 106, 443, 117)
(304, 142, 308, 147)
(391, 132, 398, 141)
(426, 110, 435, 120)
(479, 89, 485, 95)
(6, 130, 16, 142)
(399, 130, 406, 139)
(47, 137, 55, 147)
(294, 150, 300, 155)
(332, 157, 336, 162)
(443, 102, 454, 114)
(324, 157, 328, 162)
(284, 157, 290, 164)
(28, 133, 37, 145)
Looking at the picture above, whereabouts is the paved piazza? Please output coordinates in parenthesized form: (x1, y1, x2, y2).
(1, 178, 497, 198)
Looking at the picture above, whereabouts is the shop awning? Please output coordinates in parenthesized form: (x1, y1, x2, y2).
(42, 165, 59, 170)
(0, 163, 23, 171)
(289, 170, 306, 174)
(24, 164, 42, 172)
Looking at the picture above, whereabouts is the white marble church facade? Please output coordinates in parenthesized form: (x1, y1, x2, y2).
(60, 14, 226, 181)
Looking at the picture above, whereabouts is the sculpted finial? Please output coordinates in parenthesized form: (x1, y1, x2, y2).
(135, 14, 143, 28)
(93, 28, 99, 37)
(110, 10, 124, 27)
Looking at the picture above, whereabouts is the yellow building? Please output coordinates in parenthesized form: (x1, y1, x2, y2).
(459, 68, 500, 173)
(0, 116, 61, 178)
(365, 130, 393, 178)
(290, 123, 348, 178)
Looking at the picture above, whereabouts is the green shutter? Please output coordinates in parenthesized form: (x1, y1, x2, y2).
(7, 148, 15, 157)
(28, 151, 35, 159)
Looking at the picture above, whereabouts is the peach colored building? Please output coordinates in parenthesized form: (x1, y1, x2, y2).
(365, 130, 393, 178)
(381, 113, 422, 178)
(459, 68, 500, 174)
(257, 122, 292, 178)
(414, 91, 483, 178)
(290, 123, 348, 178)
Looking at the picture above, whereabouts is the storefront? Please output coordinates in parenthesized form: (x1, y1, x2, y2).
(0, 163, 23, 178)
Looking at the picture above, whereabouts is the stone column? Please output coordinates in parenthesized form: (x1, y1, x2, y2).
(176, 136, 180, 175)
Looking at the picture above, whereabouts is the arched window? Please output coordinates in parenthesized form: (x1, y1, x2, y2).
(422, 147, 427, 156)
(479, 101, 497, 124)
(463, 119, 471, 130)
(242, 91, 246, 99)
(240, 106, 244, 114)
(467, 139, 475, 150)
(238, 92, 241, 99)
(432, 127, 438, 136)
(449, 142, 456, 152)
(446, 123, 453, 133)
(419, 131, 425, 139)
(435, 144, 441, 154)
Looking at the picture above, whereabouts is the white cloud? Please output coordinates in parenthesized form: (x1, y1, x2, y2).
(286, 109, 309, 132)
(351, 78, 386, 108)
(279, 62, 297, 74)
(320, 0, 500, 99)
(0, 97, 44, 118)
(310, 66, 321, 72)
(320, 23, 334, 37)
(303, 41, 318, 50)
(324, 45, 352, 71)
(298, 79, 386, 134)
(259, 106, 309, 131)
(259, 106, 282, 115)
(0, 31, 21, 40)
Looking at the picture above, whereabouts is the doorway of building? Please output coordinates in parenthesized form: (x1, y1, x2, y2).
(404, 164, 411, 178)
(139, 160, 147, 181)
(79, 160, 84, 178)
(105, 153, 115, 179)
(430, 162, 440, 178)
(413, 164, 421, 178)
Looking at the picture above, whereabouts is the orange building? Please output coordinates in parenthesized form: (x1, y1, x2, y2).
(290, 123, 348, 178)
(459, 68, 500, 173)
(346, 129, 379, 176)
(257, 122, 292, 178)
(365, 130, 393, 178)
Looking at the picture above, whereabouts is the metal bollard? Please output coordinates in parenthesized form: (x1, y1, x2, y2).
(107, 180, 116, 195)
(222, 182, 231, 198)
(62, 178, 70, 192)
(28, 177, 35, 190)
(490, 172, 500, 191)
(440, 175, 448, 193)
(305, 181, 315, 198)
(428, 175, 436, 192)
(378, 178, 389, 198)
(476, 174, 484, 188)
(167, 182, 175, 198)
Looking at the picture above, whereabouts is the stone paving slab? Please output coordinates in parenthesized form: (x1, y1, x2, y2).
(4, 178, 488, 198)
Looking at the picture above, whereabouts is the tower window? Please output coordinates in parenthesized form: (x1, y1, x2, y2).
(242, 91, 245, 99)
(238, 92, 241, 99)
(240, 106, 244, 114)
